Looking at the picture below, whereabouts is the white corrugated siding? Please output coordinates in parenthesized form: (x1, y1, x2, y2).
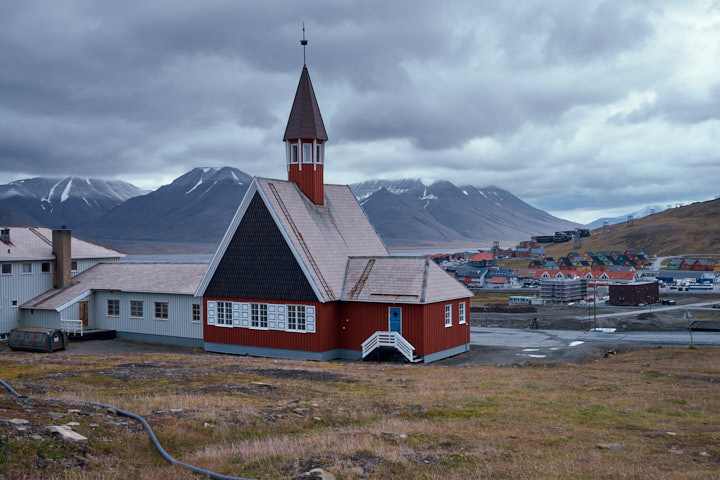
(93, 291, 202, 339)
(1, 257, 114, 334)
(20, 309, 60, 329)
(1, 260, 54, 334)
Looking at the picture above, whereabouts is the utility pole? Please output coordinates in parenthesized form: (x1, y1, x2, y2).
(685, 309, 694, 347)
(593, 282, 598, 332)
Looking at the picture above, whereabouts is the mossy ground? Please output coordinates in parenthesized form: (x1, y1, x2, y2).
(1, 346, 719, 479)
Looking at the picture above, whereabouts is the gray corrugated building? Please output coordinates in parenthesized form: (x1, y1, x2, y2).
(0, 227, 122, 338)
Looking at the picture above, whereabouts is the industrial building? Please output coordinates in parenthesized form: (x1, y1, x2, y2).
(609, 282, 660, 306)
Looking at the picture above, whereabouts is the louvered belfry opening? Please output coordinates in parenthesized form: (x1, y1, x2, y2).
(284, 65, 328, 205)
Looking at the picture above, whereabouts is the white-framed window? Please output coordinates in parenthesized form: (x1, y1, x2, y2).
(251, 303, 268, 328)
(130, 300, 143, 318)
(216, 301, 232, 326)
(192, 304, 201, 323)
(316, 144, 322, 164)
(459, 302, 466, 324)
(41, 262, 51, 273)
(154, 301, 169, 320)
(302, 143, 312, 163)
(22, 263, 32, 274)
(291, 144, 299, 164)
(71, 261, 78, 272)
(1, 263, 11, 275)
(445, 304, 452, 327)
(11, 300, 18, 308)
(107, 299, 120, 317)
(287, 305, 306, 331)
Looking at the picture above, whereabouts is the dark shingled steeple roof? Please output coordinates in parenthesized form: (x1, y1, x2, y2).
(283, 65, 328, 141)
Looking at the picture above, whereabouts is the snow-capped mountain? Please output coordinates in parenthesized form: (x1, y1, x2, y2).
(587, 205, 667, 230)
(351, 179, 582, 246)
(0, 176, 147, 228)
(80, 167, 252, 243)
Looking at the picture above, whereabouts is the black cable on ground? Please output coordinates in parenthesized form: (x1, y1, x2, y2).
(1, 378, 255, 480)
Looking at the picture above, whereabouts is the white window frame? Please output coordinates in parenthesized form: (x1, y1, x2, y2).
(287, 305, 306, 332)
(251, 303, 268, 329)
(1, 263, 11, 275)
(154, 301, 169, 321)
(291, 144, 299, 164)
(459, 302, 466, 324)
(129, 300, 143, 318)
(71, 261, 78, 272)
(11, 299, 18, 308)
(192, 303, 201, 323)
(21, 262, 32, 274)
(302, 143, 312, 164)
(107, 299, 120, 317)
(445, 304, 452, 327)
(316, 144, 323, 164)
(216, 301, 232, 326)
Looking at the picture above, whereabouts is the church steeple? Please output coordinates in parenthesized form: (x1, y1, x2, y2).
(284, 62, 327, 204)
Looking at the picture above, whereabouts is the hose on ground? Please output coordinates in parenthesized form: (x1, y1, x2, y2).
(1, 378, 255, 480)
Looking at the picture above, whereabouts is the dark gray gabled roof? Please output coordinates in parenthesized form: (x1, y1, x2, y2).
(283, 65, 328, 141)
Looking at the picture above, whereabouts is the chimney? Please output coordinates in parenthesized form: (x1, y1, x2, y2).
(52, 228, 72, 288)
(0, 229, 10, 243)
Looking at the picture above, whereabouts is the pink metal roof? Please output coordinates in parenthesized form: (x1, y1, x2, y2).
(342, 256, 471, 304)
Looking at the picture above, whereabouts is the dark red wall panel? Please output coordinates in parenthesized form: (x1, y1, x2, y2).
(204, 297, 338, 353)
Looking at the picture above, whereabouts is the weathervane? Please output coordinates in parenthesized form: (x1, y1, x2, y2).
(301, 23, 308, 65)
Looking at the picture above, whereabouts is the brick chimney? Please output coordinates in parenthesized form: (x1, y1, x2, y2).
(52, 228, 72, 288)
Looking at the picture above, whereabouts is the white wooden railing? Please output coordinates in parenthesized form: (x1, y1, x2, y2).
(60, 319, 83, 336)
(361, 331, 417, 363)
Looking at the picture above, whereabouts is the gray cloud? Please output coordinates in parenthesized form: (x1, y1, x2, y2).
(0, 0, 719, 223)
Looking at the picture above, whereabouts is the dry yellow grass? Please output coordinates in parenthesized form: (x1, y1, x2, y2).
(1, 347, 719, 479)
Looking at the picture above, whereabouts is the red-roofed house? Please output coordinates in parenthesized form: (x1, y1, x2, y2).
(470, 252, 494, 267)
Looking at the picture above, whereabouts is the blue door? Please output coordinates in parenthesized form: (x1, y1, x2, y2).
(389, 307, 402, 334)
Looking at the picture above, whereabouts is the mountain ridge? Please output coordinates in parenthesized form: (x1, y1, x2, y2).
(0, 176, 147, 229)
(0, 169, 583, 251)
(350, 179, 583, 247)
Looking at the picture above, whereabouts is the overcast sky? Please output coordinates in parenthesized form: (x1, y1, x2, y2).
(1, 1, 719, 223)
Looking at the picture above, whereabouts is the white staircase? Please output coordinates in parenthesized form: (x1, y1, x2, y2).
(361, 331, 421, 363)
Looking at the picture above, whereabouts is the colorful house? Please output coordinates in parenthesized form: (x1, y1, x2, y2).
(196, 65, 471, 363)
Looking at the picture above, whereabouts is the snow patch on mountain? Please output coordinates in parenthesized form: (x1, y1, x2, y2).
(60, 178, 73, 203)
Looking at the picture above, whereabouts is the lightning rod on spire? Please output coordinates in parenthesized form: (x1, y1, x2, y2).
(301, 23, 308, 65)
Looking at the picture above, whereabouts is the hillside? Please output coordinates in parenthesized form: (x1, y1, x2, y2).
(352, 179, 581, 247)
(544, 197, 720, 257)
(78, 167, 251, 244)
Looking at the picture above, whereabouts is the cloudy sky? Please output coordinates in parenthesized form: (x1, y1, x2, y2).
(1, 1, 719, 223)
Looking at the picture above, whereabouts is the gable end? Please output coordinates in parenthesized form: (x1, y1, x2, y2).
(204, 192, 318, 301)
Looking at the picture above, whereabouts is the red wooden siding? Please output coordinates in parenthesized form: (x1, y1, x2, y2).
(419, 299, 470, 356)
(339, 299, 469, 357)
(288, 152, 324, 204)
(204, 297, 338, 353)
(339, 302, 425, 353)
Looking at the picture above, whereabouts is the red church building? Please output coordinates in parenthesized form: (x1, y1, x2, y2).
(196, 64, 471, 363)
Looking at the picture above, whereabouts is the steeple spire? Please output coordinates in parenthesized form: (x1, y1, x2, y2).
(284, 53, 327, 204)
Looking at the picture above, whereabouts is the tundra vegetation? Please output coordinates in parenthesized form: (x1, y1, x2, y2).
(0, 346, 718, 479)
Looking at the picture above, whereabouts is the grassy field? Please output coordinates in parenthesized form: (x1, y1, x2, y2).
(1, 347, 719, 479)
